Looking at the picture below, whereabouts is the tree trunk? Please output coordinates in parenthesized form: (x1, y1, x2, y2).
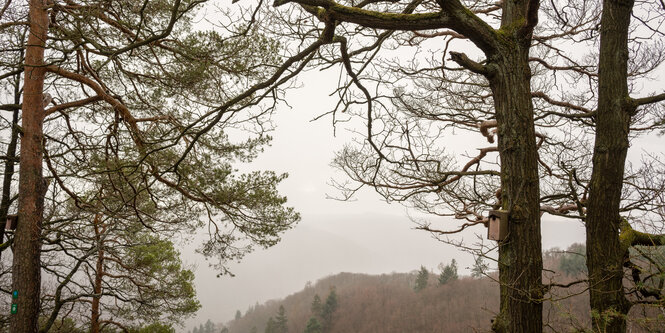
(0, 71, 22, 257)
(489, 2, 542, 330)
(91, 214, 105, 333)
(10, 1, 49, 332)
(585, 0, 635, 331)
(489, 47, 543, 332)
(481, 2, 543, 330)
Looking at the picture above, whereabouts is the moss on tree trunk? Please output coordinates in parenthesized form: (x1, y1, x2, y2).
(585, 0, 635, 332)
(489, 40, 543, 333)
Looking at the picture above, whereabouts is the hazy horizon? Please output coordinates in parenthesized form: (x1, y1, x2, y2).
(181, 70, 588, 332)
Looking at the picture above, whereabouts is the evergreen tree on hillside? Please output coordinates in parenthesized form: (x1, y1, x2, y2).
(438, 259, 458, 285)
(311, 294, 322, 317)
(264, 317, 276, 333)
(320, 288, 338, 332)
(414, 266, 429, 292)
(471, 257, 488, 278)
(235, 310, 243, 321)
(274, 305, 289, 333)
(303, 318, 322, 333)
(559, 243, 587, 277)
(204, 320, 215, 333)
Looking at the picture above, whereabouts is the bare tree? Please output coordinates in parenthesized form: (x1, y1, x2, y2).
(258, 0, 545, 330)
(245, 0, 665, 331)
(584, 0, 665, 331)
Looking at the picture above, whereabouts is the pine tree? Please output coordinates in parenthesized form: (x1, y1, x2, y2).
(310, 294, 322, 317)
(471, 257, 488, 278)
(204, 320, 215, 333)
(559, 243, 587, 277)
(275, 305, 289, 333)
(264, 317, 276, 333)
(303, 318, 322, 333)
(320, 288, 338, 332)
(414, 266, 429, 292)
(438, 259, 459, 285)
(235, 310, 242, 321)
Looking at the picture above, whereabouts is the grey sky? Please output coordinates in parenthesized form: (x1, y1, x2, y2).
(181, 69, 590, 332)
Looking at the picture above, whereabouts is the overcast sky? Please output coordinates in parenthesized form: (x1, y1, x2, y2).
(180, 69, 591, 332)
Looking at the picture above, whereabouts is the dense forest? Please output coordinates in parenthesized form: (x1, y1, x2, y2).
(209, 245, 665, 333)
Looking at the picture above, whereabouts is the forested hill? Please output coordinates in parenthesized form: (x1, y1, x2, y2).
(213, 246, 664, 333)
(222, 272, 498, 333)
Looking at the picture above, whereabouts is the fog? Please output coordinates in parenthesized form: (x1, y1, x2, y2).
(181, 70, 588, 332)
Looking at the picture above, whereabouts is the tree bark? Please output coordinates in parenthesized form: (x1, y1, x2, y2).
(488, 41, 543, 333)
(439, 1, 544, 330)
(91, 214, 105, 333)
(10, 1, 49, 332)
(0, 71, 22, 257)
(585, 0, 635, 332)
(274, 0, 546, 327)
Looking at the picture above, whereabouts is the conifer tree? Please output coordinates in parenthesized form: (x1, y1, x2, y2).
(414, 266, 429, 292)
(471, 257, 489, 278)
(203, 320, 215, 333)
(264, 317, 276, 333)
(310, 295, 322, 317)
(0, 1, 300, 330)
(438, 259, 459, 285)
(320, 288, 338, 332)
(274, 305, 289, 333)
(303, 318, 322, 333)
(559, 243, 587, 277)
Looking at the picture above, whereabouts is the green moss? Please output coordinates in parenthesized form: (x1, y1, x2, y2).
(496, 17, 526, 44)
(459, 4, 476, 19)
(624, 95, 639, 114)
(619, 218, 634, 251)
(332, 4, 441, 22)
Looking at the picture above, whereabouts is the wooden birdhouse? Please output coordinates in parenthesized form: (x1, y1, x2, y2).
(5, 215, 18, 230)
(487, 210, 508, 241)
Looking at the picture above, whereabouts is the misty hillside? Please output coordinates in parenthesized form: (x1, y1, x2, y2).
(226, 272, 497, 333)
(212, 248, 664, 333)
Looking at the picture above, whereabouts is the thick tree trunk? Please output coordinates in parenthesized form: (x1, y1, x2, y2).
(484, 2, 543, 331)
(489, 49, 543, 333)
(585, 0, 635, 332)
(10, 1, 49, 332)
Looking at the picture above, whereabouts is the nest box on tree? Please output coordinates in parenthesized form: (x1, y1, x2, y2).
(5, 215, 18, 230)
(487, 210, 508, 241)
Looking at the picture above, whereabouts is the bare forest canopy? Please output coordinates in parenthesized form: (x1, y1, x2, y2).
(1, 0, 665, 332)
